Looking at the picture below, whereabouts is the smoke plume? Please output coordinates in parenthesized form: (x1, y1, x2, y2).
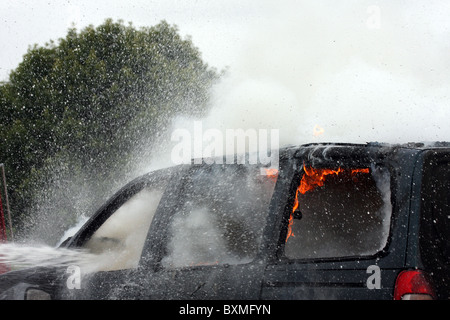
(201, 1, 450, 146)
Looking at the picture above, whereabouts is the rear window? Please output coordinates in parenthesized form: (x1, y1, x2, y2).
(161, 164, 278, 268)
(420, 156, 450, 265)
(284, 165, 392, 260)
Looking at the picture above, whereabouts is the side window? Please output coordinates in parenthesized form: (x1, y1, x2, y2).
(284, 165, 392, 260)
(161, 165, 278, 269)
(82, 177, 169, 271)
(420, 155, 450, 265)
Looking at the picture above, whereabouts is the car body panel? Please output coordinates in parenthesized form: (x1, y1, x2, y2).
(0, 142, 448, 300)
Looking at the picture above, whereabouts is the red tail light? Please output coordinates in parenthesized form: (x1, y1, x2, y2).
(394, 270, 436, 300)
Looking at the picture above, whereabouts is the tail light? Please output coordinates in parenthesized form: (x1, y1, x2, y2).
(394, 270, 436, 300)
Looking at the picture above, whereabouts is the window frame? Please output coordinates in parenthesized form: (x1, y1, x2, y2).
(276, 158, 396, 264)
(65, 166, 182, 250)
(148, 163, 281, 271)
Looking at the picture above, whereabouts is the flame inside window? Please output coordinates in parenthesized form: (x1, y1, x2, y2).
(286, 167, 369, 242)
(284, 164, 391, 259)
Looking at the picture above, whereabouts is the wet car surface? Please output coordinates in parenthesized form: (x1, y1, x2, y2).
(1, 142, 449, 300)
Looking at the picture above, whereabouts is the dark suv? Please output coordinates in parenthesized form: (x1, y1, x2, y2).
(1, 142, 449, 300)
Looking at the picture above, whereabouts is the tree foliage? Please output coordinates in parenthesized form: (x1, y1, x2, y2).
(0, 19, 218, 238)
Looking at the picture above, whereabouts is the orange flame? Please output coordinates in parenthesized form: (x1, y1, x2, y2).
(313, 124, 325, 137)
(263, 168, 279, 182)
(286, 166, 370, 242)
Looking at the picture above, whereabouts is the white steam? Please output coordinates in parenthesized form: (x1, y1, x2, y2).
(198, 1, 450, 146)
(162, 207, 227, 268)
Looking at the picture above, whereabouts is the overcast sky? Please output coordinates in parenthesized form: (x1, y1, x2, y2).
(2, 1, 450, 144)
(0, 0, 274, 81)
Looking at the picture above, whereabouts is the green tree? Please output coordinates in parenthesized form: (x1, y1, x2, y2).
(0, 19, 219, 241)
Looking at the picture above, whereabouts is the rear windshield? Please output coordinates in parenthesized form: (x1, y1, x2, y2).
(284, 165, 392, 260)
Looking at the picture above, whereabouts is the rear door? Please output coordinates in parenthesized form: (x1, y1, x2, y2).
(135, 163, 279, 299)
(261, 153, 405, 299)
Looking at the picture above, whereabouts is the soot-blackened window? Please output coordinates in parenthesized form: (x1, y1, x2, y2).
(284, 165, 392, 260)
(162, 165, 278, 268)
(420, 157, 450, 266)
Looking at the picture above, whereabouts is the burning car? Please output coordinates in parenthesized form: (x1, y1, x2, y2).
(0, 142, 449, 300)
